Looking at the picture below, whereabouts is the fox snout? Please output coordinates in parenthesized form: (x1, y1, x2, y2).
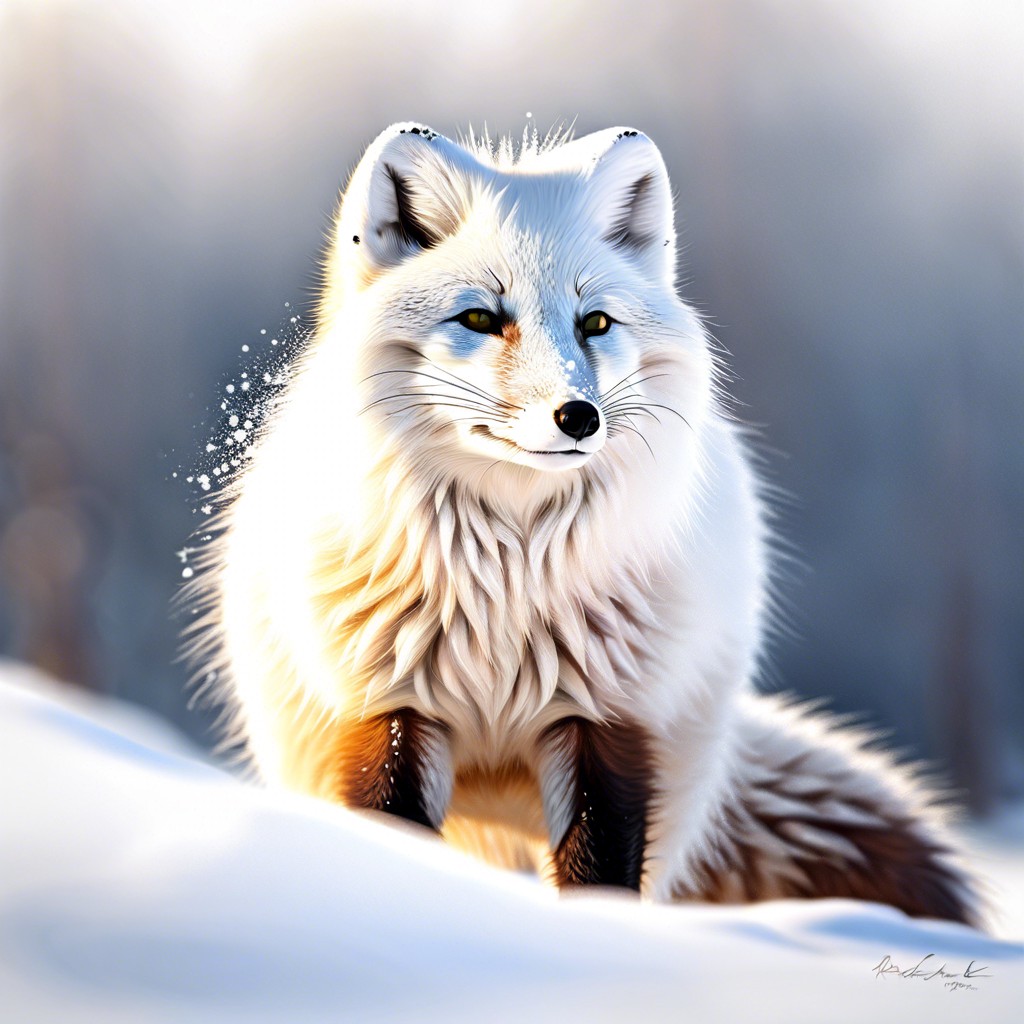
(554, 400, 601, 441)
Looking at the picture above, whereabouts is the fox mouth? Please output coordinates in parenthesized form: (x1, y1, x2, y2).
(470, 424, 583, 457)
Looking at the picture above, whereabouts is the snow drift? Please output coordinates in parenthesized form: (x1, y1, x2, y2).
(1, 662, 1020, 1023)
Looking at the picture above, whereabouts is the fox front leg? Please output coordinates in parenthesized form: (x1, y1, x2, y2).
(339, 709, 452, 830)
(538, 717, 655, 891)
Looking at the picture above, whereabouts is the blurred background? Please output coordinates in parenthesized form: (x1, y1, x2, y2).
(0, 0, 1020, 818)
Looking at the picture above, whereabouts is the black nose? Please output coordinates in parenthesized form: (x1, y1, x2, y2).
(554, 400, 601, 440)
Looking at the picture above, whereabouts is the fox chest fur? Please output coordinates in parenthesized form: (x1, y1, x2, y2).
(308, 479, 677, 761)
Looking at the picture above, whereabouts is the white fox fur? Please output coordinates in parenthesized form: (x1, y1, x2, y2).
(196, 122, 979, 923)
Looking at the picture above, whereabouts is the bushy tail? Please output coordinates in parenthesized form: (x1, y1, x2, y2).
(670, 693, 984, 927)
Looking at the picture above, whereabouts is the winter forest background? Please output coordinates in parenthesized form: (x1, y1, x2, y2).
(0, 0, 1021, 818)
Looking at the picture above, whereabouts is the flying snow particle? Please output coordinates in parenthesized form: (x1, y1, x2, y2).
(181, 567, 194, 579)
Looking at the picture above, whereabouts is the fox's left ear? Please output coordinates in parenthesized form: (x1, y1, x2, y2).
(579, 129, 676, 284)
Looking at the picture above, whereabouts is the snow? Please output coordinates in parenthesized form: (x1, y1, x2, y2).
(1, 662, 1021, 1024)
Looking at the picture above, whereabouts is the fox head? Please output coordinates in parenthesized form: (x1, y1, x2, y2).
(307, 122, 714, 501)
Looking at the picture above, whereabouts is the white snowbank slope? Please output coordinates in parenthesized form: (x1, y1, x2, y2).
(1, 666, 1021, 1024)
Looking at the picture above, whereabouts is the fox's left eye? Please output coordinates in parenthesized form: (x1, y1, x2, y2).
(455, 309, 497, 334)
(581, 311, 612, 339)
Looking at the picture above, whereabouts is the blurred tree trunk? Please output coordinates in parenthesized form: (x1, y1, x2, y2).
(938, 566, 995, 815)
(933, 340, 996, 817)
(0, 9, 93, 688)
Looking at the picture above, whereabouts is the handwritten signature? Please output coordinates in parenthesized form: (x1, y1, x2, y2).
(872, 954, 992, 992)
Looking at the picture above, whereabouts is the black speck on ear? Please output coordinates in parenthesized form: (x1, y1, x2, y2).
(410, 127, 421, 135)
(353, 235, 360, 244)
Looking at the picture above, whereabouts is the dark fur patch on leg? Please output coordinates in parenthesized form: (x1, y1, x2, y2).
(339, 709, 451, 830)
(539, 717, 655, 891)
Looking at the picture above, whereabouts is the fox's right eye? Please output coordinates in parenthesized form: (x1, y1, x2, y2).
(455, 309, 496, 334)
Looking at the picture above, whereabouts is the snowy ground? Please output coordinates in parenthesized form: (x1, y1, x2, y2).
(1, 662, 1021, 1023)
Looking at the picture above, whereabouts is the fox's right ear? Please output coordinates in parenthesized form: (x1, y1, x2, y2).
(324, 123, 476, 300)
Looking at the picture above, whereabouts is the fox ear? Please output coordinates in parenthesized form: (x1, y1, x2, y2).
(327, 123, 475, 294)
(577, 129, 676, 284)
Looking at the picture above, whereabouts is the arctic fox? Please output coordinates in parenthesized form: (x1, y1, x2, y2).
(197, 122, 979, 923)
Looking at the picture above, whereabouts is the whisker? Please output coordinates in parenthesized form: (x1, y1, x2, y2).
(600, 370, 671, 403)
(605, 404, 663, 426)
(603, 397, 690, 431)
(448, 414, 513, 425)
(362, 368, 521, 411)
(421, 357, 525, 411)
(361, 391, 503, 415)
(599, 369, 647, 403)
(598, 372, 671, 403)
(375, 401, 509, 422)
(613, 419, 657, 462)
(626, 401, 690, 428)
(601, 373, 672, 404)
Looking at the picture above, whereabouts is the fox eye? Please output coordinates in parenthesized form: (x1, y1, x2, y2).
(456, 309, 497, 334)
(581, 311, 612, 338)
